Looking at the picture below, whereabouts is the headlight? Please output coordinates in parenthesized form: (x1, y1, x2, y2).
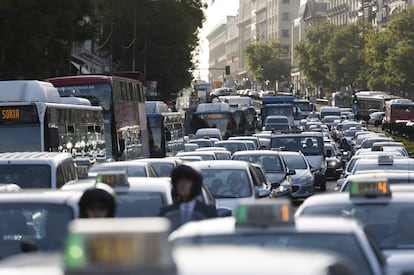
(329, 160, 340, 167)
(277, 185, 289, 193)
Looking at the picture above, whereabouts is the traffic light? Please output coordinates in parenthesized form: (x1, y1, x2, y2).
(225, 65, 230, 75)
(289, 83, 294, 94)
(353, 95, 358, 105)
(260, 65, 264, 71)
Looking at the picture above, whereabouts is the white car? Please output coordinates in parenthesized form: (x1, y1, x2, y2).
(188, 160, 270, 214)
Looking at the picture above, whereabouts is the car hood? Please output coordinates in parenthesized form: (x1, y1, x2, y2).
(304, 155, 324, 170)
(290, 169, 311, 181)
(267, 172, 286, 184)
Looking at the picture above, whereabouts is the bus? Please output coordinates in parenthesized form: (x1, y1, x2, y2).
(332, 91, 352, 108)
(146, 102, 185, 157)
(355, 91, 399, 120)
(190, 103, 236, 139)
(48, 75, 149, 160)
(194, 81, 212, 103)
(384, 99, 414, 124)
(0, 81, 105, 158)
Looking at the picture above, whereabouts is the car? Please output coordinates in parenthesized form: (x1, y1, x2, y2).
(0, 189, 83, 259)
(296, 180, 414, 260)
(339, 173, 414, 192)
(170, 201, 384, 275)
(369, 111, 385, 126)
(355, 146, 408, 157)
(324, 143, 344, 180)
(63, 172, 231, 218)
(251, 163, 272, 190)
(263, 115, 290, 132)
(214, 140, 249, 155)
(194, 128, 223, 140)
(231, 150, 292, 197)
(88, 161, 159, 177)
(359, 136, 394, 150)
(351, 155, 414, 175)
(271, 132, 326, 191)
(188, 138, 214, 148)
(279, 151, 315, 199)
(187, 160, 271, 214)
(228, 136, 261, 150)
(184, 143, 199, 152)
(133, 158, 182, 177)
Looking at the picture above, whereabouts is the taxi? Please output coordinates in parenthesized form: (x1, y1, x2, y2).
(339, 173, 414, 192)
(63, 172, 231, 218)
(296, 179, 414, 259)
(187, 160, 271, 214)
(170, 201, 385, 275)
(350, 155, 414, 175)
(0, 189, 83, 259)
(134, 158, 182, 177)
(88, 161, 159, 178)
(63, 218, 175, 275)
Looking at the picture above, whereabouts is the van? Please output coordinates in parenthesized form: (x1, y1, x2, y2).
(320, 106, 341, 119)
(0, 152, 77, 189)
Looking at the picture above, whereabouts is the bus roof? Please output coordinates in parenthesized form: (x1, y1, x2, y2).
(196, 102, 230, 112)
(0, 80, 61, 103)
(48, 75, 141, 86)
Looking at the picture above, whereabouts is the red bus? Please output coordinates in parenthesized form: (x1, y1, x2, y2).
(48, 75, 149, 160)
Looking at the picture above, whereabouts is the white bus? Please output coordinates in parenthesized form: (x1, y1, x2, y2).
(356, 91, 399, 119)
(0, 81, 104, 158)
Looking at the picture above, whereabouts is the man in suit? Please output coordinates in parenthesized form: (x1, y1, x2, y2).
(159, 164, 217, 231)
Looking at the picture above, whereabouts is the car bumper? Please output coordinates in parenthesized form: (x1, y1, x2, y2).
(326, 167, 343, 178)
(291, 184, 314, 199)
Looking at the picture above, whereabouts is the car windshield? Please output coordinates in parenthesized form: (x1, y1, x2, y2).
(271, 136, 324, 155)
(89, 165, 147, 177)
(0, 203, 73, 259)
(200, 169, 252, 198)
(0, 165, 51, 188)
(150, 163, 174, 177)
(363, 139, 392, 148)
(300, 203, 414, 251)
(174, 233, 372, 275)
(232, 155, 283, 172)
(215, 143, 247, 154)
(116, 192, 166, 217)
(281, 155, 307, 170)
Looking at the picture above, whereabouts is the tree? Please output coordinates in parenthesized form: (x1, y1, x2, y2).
(244, 39, 290, 84)
(325, 20, 372, 90)
(0, 0, 95, 80)
(295, 23, 338, 88)
(96, 0, 205, 99)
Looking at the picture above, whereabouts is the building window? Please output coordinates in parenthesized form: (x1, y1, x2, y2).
(282, 29, 289, 37)
(283, 0, 289, 3)
(282, 13, 289, 21)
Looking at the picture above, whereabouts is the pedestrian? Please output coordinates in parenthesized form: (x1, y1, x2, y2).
(78, 184, 116, 218)
(159, 164, 217, 231)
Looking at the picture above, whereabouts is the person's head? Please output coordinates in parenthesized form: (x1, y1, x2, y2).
(171, 165, 203, 202)
(306, 138, 313, 147)
(78, 185, 116, 218)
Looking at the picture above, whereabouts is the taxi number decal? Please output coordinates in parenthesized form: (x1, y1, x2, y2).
(88, 236, 135, 264)
(378, 181, 388, 194)
(281, 205, 290, 222)
(1, 109, 20, 120)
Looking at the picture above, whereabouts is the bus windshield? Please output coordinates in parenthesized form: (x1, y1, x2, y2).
(0, 125, 41, 152)
(55, 83, 112, 111)
(264, 105, 293, 117)
(192, 112, 235, 139)
(294, 101, 310, 112)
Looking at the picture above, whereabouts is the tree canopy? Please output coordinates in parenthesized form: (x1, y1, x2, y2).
(244, 39, 290, 84)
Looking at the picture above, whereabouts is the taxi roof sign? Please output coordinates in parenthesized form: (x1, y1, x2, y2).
(95, 171, 129, 187)
(236, 200, 294, 227)
(350, 179, 391, 197)
(64, 218, 174, 273)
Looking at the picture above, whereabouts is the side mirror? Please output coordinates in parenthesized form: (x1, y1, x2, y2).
(216, 207, 232, 217)
(287, 169, 296, 176)
(258, 188, 271, 198)
(337, 178, 345, 186)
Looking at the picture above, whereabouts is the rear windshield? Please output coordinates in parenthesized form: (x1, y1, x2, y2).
(0, 165, 51, 188)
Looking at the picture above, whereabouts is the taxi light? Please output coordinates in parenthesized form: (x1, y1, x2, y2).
(378, 155, 393, 165)
(236, 200, 294, 227)
(64, 218, 174, 273)
(271, 147, 281, 151)
(95, 171, 129, 187)
(350, 179, 391, 197)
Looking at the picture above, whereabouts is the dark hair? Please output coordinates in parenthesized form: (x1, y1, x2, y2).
(171, 164, 203, 201)
(78, 188, 116, 218)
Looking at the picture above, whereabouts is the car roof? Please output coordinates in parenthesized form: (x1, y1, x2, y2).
(133, 158, 180, 165)
(232, 150, 281, 156)
(0, 189, 83, 204)
(177, 151, 216, 156)
(215, 140, 249, 144)
(89, 161, 149, 168)
(272, 132, 323, 138)
(189, 160, 250, 169)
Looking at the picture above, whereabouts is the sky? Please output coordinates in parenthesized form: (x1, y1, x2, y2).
(196, 0, 307, 81)
(196, 0, 239, 81)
